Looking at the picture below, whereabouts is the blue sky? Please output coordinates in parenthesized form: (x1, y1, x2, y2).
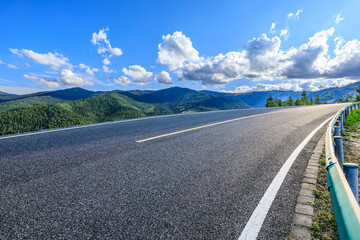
(1, 0, 360, 94)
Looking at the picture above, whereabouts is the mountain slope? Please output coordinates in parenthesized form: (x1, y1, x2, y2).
(118, 87, 250, 111)
(0, 90, 249, 135)
(0, 91, 15, 96)
(0, 87, 99, 103)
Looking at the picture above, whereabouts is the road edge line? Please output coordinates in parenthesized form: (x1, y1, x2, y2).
(238, 117, 332, 240)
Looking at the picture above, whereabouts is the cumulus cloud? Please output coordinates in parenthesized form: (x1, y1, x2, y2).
(155, 71, 173, 84)
(103, 65, 115, 73)
(24, 69, 93, 88)
(79, 63, 99, 75)
(103, 58, 110, 65)
(287, 13, 294, 19)
(177, 34, 283, 85)
(282, 28, 335, 79)
(296, 9, 303, 18)
(58, 69, 93, 87)
(122, 65, 153, 86)
(270, 22, 276, 34)
(335, 12, 344, 24)
(157, 31, 202, 70)
(113, 76, 131, 86)
(325, 38, 360, 78)
(10, 49, 70, 70)
(164, 26, 360, 89)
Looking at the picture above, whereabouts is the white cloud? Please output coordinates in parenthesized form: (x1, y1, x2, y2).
(92, 27, 123, 57)
(157, 31, 202, 70)
(103, 58, 110, 65)
(23, 74, 60, 88)
(270, 22, 276, 34)
(79, 63, 99, 75)
(280, 29, 289, 40)
(287, 9, 302, 20)
(282, 28, 335, 79)
(113, 76, 131, 86)
(25, 63, 31, 68)
(103, 65, 115, 73)
(296, 9, 303, 18)
(58, 69, 93, 87)
(24, 69, 93, 88)
(165, 27, 360, 89)
(9, 48, 20, 56)
(335, 12, 344, 24)
(178, 34, 283, 85)
(10, 49, 70, 70)
(7, 64, 18, 69)
(110, 47, 122, 56)
(325, 38, 360, 78)
(0, 60, 4, 64)
(122, 65, 153, 86)
(155, 71, 173, 84)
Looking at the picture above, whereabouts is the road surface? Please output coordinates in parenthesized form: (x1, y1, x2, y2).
(0, 104, 345, 239)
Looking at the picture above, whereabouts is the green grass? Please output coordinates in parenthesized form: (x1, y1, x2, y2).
(311, 107, 360, 239)
(311, 149, 339, 240)
(344, 109, 360, 132)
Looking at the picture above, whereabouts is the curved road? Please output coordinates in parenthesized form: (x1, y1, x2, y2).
(0, 104, 345, 239)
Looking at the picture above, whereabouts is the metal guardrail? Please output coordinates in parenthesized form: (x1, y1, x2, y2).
(325, 103, 360, 239)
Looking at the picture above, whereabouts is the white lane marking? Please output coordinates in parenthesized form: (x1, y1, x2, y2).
(238, 116, 332, 240)
(136, 110, 287, 142)
(0, 109, 282, 140)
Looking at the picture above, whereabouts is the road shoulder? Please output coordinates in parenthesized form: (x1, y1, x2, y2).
(290, 134, 325, 239)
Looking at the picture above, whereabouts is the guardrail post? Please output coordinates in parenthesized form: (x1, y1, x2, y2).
(339, 114, 344, 134)
(334, 136, 344, 169)
(343, 163, 359, 202)
(334, 125, 341, 136)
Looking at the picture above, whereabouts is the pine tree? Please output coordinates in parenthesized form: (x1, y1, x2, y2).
(301, 90, 309, 105)
(286, 96, 295, 106)
(265, 94, 277, 107)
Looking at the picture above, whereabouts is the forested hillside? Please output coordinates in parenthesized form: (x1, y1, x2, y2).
(0, 89, 249, 136)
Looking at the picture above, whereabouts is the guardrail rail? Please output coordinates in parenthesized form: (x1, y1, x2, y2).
(325, 103, 360, 239)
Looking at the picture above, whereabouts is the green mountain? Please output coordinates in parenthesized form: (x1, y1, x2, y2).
(203, 81, 360, 108)
(0, 88, 249, 135)
(0, 87, 99, 104)
(0, 88, 100, 111)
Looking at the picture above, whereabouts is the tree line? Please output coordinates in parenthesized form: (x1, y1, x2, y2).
(265, 91, 323, 107)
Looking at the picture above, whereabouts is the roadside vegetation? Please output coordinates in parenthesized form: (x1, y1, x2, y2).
(312, 102, 360, 239)
(311, 150, 339, 240)
(265, 91, 324, 107)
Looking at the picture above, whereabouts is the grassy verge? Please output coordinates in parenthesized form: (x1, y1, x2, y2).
(311, 107, 360, 239)
(311, 149, 338, 240)
(342, 108, 360, 202)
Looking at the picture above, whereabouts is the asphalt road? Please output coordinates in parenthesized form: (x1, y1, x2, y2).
(0, 104, 345, 239)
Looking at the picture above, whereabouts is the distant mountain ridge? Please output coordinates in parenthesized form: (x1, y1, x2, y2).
(203, 81, 360, 108)
(0, 81, 359, 111)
